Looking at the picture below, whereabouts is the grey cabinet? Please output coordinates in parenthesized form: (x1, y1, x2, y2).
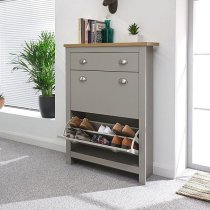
(64, 42, 159, 185)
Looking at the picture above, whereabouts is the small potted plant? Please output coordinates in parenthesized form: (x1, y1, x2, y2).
(11, 31, 55, 118)
(0, 94, 5, 109)
(128, 23, 140, 42)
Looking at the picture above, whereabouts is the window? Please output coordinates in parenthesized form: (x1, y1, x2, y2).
(0, 0, 55, 110)
(188, 0, 210, 172)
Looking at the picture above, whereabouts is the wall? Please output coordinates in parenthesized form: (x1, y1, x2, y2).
(0, 0, 188, 179)
(175, 0, 188, 176)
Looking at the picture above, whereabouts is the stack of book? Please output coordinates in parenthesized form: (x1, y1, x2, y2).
(79, 18, 105, 44)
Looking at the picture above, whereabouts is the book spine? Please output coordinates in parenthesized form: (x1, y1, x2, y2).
(95, 21, 105, 43)
(80, 18, 85, 43)
(88, 20, 92, 43)
(85, 19, 89, 44)
(91, 20, 96, 43)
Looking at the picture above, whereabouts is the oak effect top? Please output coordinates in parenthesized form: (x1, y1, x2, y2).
(64, 42, 159, 48)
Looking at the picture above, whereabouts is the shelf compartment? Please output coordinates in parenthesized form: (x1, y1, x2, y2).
(69, 126, 135, 140)
(66, 117, 139, 141)
(71, 144, 139, 174)
(61, 135, 139, 156)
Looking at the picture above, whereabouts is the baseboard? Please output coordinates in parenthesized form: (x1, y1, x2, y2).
(153, 162, 176, 179)
(0, 130, 65, 153)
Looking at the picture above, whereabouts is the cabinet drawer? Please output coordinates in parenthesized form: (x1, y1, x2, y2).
(71, 71, 139, 119)
(70, 53, 139, 72)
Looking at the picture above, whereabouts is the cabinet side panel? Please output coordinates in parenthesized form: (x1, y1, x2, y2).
(66, 49, 71, 164)
(146, 47, 154, 177)
(139, 47, 146, 185)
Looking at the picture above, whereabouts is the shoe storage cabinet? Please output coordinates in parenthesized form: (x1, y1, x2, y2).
(64, 42, 159, 185)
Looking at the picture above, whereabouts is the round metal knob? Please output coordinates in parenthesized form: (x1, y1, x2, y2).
(119, 78, 128, 85)
(119, 59, 128, 65)
(80, 58, 87, 64)
(79, 76, 87, 82)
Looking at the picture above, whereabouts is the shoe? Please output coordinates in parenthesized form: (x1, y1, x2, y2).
(122, 125, 135, 138)
(98, 135, 110, 145)
(69, 116, 82, 128)
(80, 118, 95, 131)
(112, 123, 123, 135)
(121, 137, 139, 150)
(66, 127, 76, 138)
(91, 134, 99, 143)
(103, 126, 115, 135)
(75, 129, 91, 141)
(98, 125, 106, 133)
(111, 136, 123, 147)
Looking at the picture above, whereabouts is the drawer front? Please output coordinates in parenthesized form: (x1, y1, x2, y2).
(71, 71, 139, 119)
(70, 53, 139, 72)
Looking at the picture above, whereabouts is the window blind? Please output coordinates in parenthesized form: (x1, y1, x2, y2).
(0, 0, 55, 110)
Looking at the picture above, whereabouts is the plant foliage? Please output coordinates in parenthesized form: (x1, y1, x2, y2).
(128, 23, 140, 35)
(11, 31, 55, 96)
(0, 93, 4, 98)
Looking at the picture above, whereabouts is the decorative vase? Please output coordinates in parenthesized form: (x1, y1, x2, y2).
(102, 20, 114, 43)
(39, 95, 55, 118)
(0, 98, 5, 109)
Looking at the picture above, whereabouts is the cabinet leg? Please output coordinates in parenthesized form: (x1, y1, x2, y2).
(66, 140, 72, 164)
(66, 140, 78, 164)
(139, 173, 146, 185)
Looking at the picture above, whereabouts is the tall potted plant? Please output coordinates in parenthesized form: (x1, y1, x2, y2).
(11, 31, 55, 118)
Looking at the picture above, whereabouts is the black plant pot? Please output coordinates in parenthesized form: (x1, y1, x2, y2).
(39, 95, 55, 118)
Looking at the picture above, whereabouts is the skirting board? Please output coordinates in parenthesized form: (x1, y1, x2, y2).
(153, 162, 176, 179)
(0, 130, 65, 153)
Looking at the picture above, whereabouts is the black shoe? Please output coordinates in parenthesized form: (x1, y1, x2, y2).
(98, 135, 110, 145)
(91, 134, 99, 143)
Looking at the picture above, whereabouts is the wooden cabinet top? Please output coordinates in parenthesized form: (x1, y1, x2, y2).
(64, 42, 159, 48)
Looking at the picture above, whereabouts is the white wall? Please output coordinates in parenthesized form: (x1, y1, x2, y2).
(0, 0, 188, 179)
(175, 0, 188, 176)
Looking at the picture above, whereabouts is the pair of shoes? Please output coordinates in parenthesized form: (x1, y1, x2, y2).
(66, 128, 91, 142)
(69, 116, 95, 131)
(112, 123, 135, 138)
(91, 134, 110, 145)
(98, 125, 115, 135)
(111, 136, 139, 150)
(75, 129, 91, 142)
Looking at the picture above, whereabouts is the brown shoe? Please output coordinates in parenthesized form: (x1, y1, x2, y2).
(111, 136, 123, 147)
(122, 137, 139, 150)
(69, 116, 82, 128)
(112, 123, 123, 135)
(122, 125, 135, 138)
(80, 118, 95, 131)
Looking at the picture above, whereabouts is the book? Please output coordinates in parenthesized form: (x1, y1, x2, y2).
(95, 21, 106, 43)
(79, 18, 105, 44)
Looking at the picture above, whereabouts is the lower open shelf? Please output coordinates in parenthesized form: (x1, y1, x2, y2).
(62, 135, 139, 156)
(71, 144, 139, 174)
